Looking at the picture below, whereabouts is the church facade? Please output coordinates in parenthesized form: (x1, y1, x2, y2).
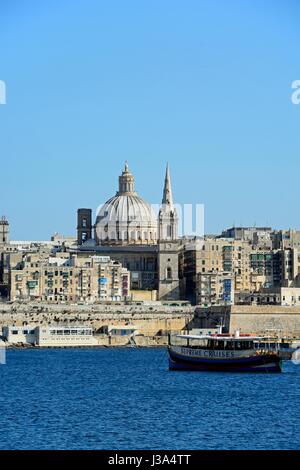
(76, 163, 180, 300)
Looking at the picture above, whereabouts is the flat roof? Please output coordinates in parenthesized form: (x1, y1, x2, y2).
(176, 334, 266, 341)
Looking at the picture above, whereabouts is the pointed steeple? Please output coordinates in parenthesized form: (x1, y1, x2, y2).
(159, 163, 178, 241)
(162, 163, 174, 207)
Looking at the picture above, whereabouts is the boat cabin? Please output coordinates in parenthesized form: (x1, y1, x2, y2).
(170, 334, 260, 351)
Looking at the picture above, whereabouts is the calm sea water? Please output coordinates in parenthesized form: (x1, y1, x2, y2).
(0, 348, 299, 450)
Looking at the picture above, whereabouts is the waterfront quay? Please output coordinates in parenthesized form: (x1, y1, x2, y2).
(1, 301, 300, 348)
(0, 302, 194, 348)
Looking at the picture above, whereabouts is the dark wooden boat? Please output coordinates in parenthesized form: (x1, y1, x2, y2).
(168, 333, 282, 373)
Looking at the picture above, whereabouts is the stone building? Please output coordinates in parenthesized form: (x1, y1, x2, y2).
(0, 216, 9, 245)
(0, 217, 10, 299)
(220, 226, 273, 247)
(10, 253, 130, 303)
(179, 236, 289, 305)
(196, 271, 234, 307)
(76, 163, 180, 300)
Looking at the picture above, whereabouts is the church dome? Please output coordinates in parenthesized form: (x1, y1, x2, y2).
(95, 163, 158, 245)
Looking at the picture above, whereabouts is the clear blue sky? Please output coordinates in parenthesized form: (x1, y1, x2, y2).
(1, 0, 300, 240)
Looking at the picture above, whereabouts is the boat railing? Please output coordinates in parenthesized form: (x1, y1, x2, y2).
(168, 334, 209, 348)
(169, 334, 282, 355)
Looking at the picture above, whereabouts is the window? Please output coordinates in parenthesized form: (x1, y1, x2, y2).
(82, 218, 87, 228)
(167, 267, 172, 280)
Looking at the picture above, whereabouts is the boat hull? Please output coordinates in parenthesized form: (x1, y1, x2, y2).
(168, 348, 282, 373)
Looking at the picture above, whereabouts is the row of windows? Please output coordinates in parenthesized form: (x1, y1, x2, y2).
(11, 330, 35, 335)
(46, 271, 73, 276)
(48, 329, 92, 336)
(282, 296, 300, 301)
(101, 231, 155, 240)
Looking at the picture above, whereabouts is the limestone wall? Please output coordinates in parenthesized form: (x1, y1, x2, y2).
(193, 305, 300, 338)
(0, 303, 194, 337)
(229, 305, 300, 337)
(2, 302, 300, 340)
(230, 313, 300, 337)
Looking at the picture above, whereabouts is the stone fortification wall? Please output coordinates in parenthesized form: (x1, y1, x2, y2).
(0, 303, 194, 337)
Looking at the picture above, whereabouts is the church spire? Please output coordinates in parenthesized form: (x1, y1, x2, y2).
(159, 163, 178, 241)
(162, 163, 174, 206)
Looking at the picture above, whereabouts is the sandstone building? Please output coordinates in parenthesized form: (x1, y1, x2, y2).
(10, 253, 130, 303)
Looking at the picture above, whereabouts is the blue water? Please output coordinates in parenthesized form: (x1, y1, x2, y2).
(0, 348, 299, 450)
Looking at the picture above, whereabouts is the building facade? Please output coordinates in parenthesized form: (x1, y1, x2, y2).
(10, 254, 130, 303)
(196, 271, 234, 307)
(179, 234, 300, 305)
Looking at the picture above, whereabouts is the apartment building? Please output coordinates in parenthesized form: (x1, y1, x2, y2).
(10, 254, 130, 303)
(196, 271, 234, 307)
(180, 237, 285, 304)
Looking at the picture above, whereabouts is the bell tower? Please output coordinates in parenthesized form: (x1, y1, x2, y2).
(158, 165, 180, 300)
(0, 216, 9, 244)
(77, 209, 92, 245)
(158, 163, 178, 241)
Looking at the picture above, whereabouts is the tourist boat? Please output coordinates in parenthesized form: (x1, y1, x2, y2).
(168, 332, 282, 373)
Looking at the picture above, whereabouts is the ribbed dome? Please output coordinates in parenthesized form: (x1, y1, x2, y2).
(95, 163, 158, 245)
(99, 195, 157, 224)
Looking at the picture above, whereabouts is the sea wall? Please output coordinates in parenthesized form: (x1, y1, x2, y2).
(2, 303, 300, 340)
(193, 305, 300, 338)
(0, 303, 194, 337)
(230, 305, 300, 337)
